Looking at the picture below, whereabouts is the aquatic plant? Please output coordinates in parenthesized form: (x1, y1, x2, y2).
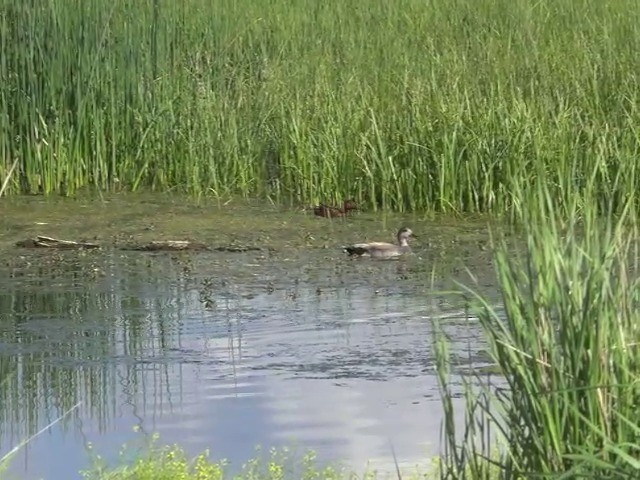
(1, 0, 639, 215)
(435, 179, 640, 478)
(79, 432, 430, 480)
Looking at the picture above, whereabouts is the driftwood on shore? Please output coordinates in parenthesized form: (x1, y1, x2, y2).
(16, 236, 267, 253)
(15, 235, 100, 249)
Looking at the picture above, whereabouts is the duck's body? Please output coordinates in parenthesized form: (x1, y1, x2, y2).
(344, 227, 416, 258)
(313, 199, 358, 218)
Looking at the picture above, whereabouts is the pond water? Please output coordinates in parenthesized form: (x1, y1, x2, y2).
(0, 195, 502, 479)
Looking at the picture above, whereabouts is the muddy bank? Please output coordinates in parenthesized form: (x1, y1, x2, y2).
(0, 193, 497, 282)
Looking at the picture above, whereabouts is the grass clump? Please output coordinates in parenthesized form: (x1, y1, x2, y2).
(435, 181, 640, 478)
(83, 444, 225, 480)
(1, 0, 640, 214)
(80, 433, 360, 480)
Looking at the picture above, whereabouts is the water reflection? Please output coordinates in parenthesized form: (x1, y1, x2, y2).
(0, 248, 497, 479)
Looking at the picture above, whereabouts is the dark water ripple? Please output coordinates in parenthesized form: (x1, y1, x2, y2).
(0, 246, 502, 479)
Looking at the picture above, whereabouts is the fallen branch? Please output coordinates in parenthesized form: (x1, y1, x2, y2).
(0, 158, 19, 198)
(0, 401, 82, 467)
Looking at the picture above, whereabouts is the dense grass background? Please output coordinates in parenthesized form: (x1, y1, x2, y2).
(1, 0, 639, 213)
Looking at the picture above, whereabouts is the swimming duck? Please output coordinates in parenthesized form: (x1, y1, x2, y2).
(343, 227, 416, 258)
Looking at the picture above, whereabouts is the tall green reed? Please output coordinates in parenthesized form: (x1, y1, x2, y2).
(1, 0, 639, 214)
(435, 177, 640, 478)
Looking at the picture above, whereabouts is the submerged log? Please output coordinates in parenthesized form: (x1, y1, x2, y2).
(121, 240, 210, 252)
(16, 235, 100, 249)
(212, 245, 263, 252)
(121, 241, 265, 252)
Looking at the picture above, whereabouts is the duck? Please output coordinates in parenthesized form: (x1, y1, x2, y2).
(343, 227, 416, 258)
(313, 199, 358, 218)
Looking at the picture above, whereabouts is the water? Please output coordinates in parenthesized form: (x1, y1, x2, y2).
(0, 195, 501, 479)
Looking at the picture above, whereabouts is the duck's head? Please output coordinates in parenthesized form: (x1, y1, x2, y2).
(397, 227, 417, 241)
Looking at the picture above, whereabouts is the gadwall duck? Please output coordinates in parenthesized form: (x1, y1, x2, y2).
(313, 199, 358, 218)
(343, 227, 416, 258)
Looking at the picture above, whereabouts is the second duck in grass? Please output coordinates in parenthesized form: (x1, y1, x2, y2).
(313, 199, 358, 218)
(343, 227, 416, 258)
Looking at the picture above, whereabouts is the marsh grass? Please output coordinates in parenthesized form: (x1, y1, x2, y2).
(1, 0, 639, 213)
(435, 180, 640, 478)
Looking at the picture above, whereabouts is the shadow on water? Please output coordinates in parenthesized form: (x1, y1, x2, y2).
(0, 194, 504, 479)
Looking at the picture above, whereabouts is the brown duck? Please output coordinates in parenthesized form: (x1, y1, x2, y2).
(313, 199, 358, 218)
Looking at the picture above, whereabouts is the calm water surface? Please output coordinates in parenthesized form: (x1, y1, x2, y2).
(0, 196, 502, 479)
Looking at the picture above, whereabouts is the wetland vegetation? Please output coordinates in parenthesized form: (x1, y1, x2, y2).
(1, 0, 640, 478)
(0, 196, 495, 480)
